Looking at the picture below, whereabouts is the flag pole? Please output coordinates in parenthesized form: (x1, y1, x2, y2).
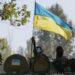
(31, 0, 36, 58)
(33, 0, 36, 36)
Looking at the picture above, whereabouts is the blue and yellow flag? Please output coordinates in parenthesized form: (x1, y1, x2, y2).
(33, 2, 73, 40)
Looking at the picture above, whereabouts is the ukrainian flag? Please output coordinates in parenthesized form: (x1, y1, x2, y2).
(33, 3, 73, 40)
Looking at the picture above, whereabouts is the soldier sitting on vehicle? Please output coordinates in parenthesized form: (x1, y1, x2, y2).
(53, 46, 69, 73)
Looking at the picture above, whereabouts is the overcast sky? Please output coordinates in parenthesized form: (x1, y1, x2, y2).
(0, 0, 75, 53)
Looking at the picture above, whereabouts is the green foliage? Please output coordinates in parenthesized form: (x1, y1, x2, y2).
(0, 38, 11, 62)
(0, 38, 8, 50)
(0, 0, 30, 26)
(21, 5, 30, 25)
(1, 2, 17, 20)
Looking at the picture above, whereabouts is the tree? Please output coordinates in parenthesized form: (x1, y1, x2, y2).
(26, 39, 33, 59)
(34, 4, 73, 58)
(17, 46, 24, 56)
(0, 38, 8, 51)
(49, 4, 67, 21)
(0, 38, 11, 62)
(0, 0, 30, 26)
